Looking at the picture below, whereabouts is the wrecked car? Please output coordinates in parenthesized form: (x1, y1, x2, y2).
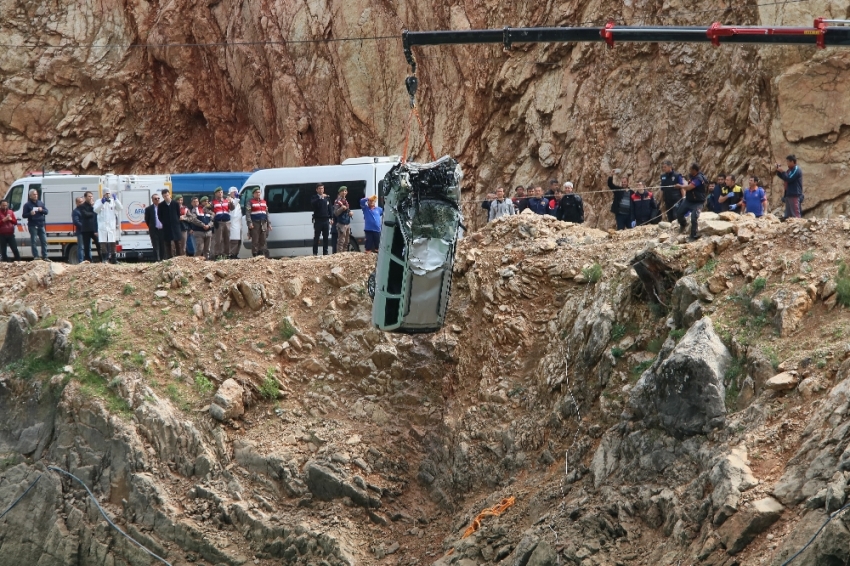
(367, 156, 464, 333)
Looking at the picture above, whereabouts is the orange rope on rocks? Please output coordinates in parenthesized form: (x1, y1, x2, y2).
(444, 496, 516, 556)
(461, 497, 516, 539)
(400, 107, 437, 163)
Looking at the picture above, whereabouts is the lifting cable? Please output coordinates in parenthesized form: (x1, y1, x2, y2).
(400, 74, 437, 163)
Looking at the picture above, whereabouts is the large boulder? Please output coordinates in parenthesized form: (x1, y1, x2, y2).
(718, 497, 783, 555)
(630, 318, 731, 438)
(771, 288, 812, 337)
(709, 446, 758, 525)
(210, 379, 245, 421)
(670, 275, 711, 328)
(0, 314, 29, 366)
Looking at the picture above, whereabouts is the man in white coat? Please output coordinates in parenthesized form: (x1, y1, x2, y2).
(93, 187, 123, 264)
(227, 187, 242, 259)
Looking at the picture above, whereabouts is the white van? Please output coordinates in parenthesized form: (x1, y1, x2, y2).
(237, 156, 399, 257)
(2, 172, 170, 262)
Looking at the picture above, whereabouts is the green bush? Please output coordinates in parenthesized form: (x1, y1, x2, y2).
(259, 376, 280, 400)
(279, 319, 297, 340)
(582, 263, 603, 284)
(611, 346, 625, 358)
(646, 337, 664, 353)
(195, 373, 214, 395)
(837, 261, 850, 308)
(670, 329, 685, 341)
(801, 250, 815, 263)
(750, 277, 767, 294)
(122, 284, 135, 295)
(611, 324, 627, 342)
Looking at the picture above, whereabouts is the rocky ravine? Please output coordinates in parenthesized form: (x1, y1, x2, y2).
(2, 0, 850, 228)
(2, 212, 850, 565)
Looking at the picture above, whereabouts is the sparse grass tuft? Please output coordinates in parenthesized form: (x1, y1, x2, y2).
(77, 368, 132, 417)
(670, 329, 685, 341)
(194, 372, 214, 395)
(7, 357, 65, 381)
(582, 263, 603, 284)
(837, 261, 850, 308)
(611, 324, 627, 342)
(165, 383, 189, 411)
(122, 284, 135, 295)
(762, 346, 780, 371)
(631, 358, 655, 382)
(647, 337, 664, 354)
(751, 277, 767, 294)
(801, 250, 815, 263)
(611, 346, 625, 358)
(701, 258, 718, 274)
(279, 319, 297, 340)
(259, 376, 280, 400)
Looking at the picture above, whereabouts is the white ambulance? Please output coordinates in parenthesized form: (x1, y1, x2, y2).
(236, 156, 399, 257)
(2, 172, 170, 263)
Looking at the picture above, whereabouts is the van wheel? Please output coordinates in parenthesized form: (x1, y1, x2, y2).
(367, 272, 376, 299)
(348, 239, 360, 253)
(66, 244, 80, 265)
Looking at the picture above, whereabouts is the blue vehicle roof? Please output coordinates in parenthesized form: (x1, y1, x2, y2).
(170, 173, 252, 194)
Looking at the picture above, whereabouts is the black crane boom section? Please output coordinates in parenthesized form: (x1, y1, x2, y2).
(402, 20, 850, 73)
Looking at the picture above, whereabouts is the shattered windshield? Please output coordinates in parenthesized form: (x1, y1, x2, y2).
(384, 156, 463, 246)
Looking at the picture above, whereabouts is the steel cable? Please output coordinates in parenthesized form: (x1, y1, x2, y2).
(47, 466, 173, 566)
(0, 474, 42, 521)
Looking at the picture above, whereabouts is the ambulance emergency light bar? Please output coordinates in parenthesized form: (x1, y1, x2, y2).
(402, 19, 850, 71)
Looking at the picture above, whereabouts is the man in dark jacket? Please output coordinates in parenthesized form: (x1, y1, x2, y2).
(676, 163, 708, 240)
(145, 194, 166, 261)
(659, 160, 685, 221)
(72, 197, 85, 263)
(511, 186, 528, 213)
(608, 171, 632, 230)
(630, 183, 661, 226)
(158, 189, 181, 258)
(79, 191, 99, 262)
(22, 189, 48, 259)
(556, 182, 584, 223)
(311, 184, 332, 255)
(776, 154, 803, 219)
(526, 186, 549, 215)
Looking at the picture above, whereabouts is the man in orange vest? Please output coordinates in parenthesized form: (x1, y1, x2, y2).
(247, 187, 270, 258)
(211, 187, 234, 260)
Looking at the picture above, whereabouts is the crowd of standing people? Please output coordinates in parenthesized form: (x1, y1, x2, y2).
(142, 186, 271, 262)
(481, 155, 804, 241)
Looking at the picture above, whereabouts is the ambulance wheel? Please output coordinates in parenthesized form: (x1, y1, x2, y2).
(66, 244, 80, 265)
(367, 272, 376, 299)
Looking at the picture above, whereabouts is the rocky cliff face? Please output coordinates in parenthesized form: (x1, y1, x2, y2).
(2, 213, 850, 564)
(1, 0, 849, 224)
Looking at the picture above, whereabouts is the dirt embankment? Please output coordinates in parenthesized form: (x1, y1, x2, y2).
(1, 211, 850, 565)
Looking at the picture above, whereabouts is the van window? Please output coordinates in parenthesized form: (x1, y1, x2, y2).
(7, 184, 24, 210)
(265, 181, 366, 214)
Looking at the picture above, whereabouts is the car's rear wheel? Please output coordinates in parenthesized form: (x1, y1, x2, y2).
(367, 271, 376, 299)
(348, 239, 360, 253)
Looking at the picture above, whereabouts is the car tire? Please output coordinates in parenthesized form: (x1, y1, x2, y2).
(66, 244, 80, 265)
(348, 239, 360, 253)
(367, 271, 376, 299)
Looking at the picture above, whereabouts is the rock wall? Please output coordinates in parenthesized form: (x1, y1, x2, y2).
(2, 0, 850, 226)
